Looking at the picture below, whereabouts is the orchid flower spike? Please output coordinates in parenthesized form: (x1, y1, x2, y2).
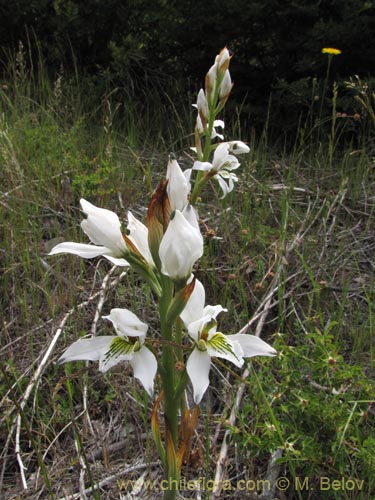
(57, 308, 157, 396)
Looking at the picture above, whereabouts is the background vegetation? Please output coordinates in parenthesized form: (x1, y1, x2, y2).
(2, 0, 375, 133)
(1, 2, 375, 499)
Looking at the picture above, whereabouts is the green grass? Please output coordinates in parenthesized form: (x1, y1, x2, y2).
(1, 47, 375, 500)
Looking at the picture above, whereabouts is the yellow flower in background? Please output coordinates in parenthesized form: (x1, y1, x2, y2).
(322, 47, 342, 55)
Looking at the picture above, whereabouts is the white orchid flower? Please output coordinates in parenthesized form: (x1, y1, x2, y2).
(181, 279, 276, 404)
(49, 199, 129, 266)
(193, 143, 240, 173)
(166, 157, 190, 211)
(49, 200, 155, 267)
(192, 143, 240, 198)
(186, 325, 276, 404)
(57, 308, 157, 396)
(159, 209, 203, 282)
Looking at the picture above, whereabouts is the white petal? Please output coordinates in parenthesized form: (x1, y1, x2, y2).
(195, 115, 204, 133)
(212, 143, 230, 170)
(184, 168, 192, 184)
(57, 336, 115, 364)
(130, 346, 158, 396)
(166, 158, 190, 211)
(223, 155, 240, 171)
(229, 334, 277, 358)
(197, 89, 209, 119)
(180, 278, 205, 326)
(206, 333, 244, 368)
(216, 172, 236, 199)
(80, 199, 122, 235)
(202, 304, 227, 319)
(48, 241, 110, 258)
(181, 204, 200, 232)
(81, 215, 126, 256)
(228, 141, 250, 154)
(103, 255, 130, 267)
(219, 70, 232, 98)
(216, 48, 230, 69)
(212, 130, 224, 141)
(192, 161, 213, 172)
(206, 64, 217, 99)
(99, 352, 132, 372)
(79, 199, 127, 256)
(215, 175, 230, 198)
(127, 211, 154, 265)
(80, 199, 120, 225)
(186, 348, 212, 404)
(213, 120, 225, 129)
(219, 170, 238, 181)
(104, 308, 148, 338)
(159, 210, 203, 281)
(187, 314, 214, 341)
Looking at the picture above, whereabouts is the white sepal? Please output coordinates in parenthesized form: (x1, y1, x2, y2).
(186, 348, 211, 404)
(127, 211, 154, 266)
(49, 198, 129, 266)
(166, 158, 190, 212)
(103, 308, 148, 339)
(159, 210, 203, 281)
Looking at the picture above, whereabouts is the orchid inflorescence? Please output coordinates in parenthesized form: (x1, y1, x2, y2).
(49, 47, 276, 499)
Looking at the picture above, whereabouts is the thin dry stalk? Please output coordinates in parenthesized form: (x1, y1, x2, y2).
(2, 266, 127, 491)
(211, 190, 318, 497)
(55, 461, 160, 500)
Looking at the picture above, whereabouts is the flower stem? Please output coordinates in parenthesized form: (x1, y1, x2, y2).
(158, 276, 180, 499)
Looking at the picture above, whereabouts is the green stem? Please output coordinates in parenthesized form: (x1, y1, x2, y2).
(158, 276, 180, 499)
(175, 317, 183, 365)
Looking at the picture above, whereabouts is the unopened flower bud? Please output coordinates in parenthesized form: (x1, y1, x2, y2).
(219, 69, 232, 100)
(205, 63, 217, 103)
(197, 88, 209, 129)
(197, 89, 209, 119)
(215, 47, 231, 74)
(166, 157, 190, 211)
